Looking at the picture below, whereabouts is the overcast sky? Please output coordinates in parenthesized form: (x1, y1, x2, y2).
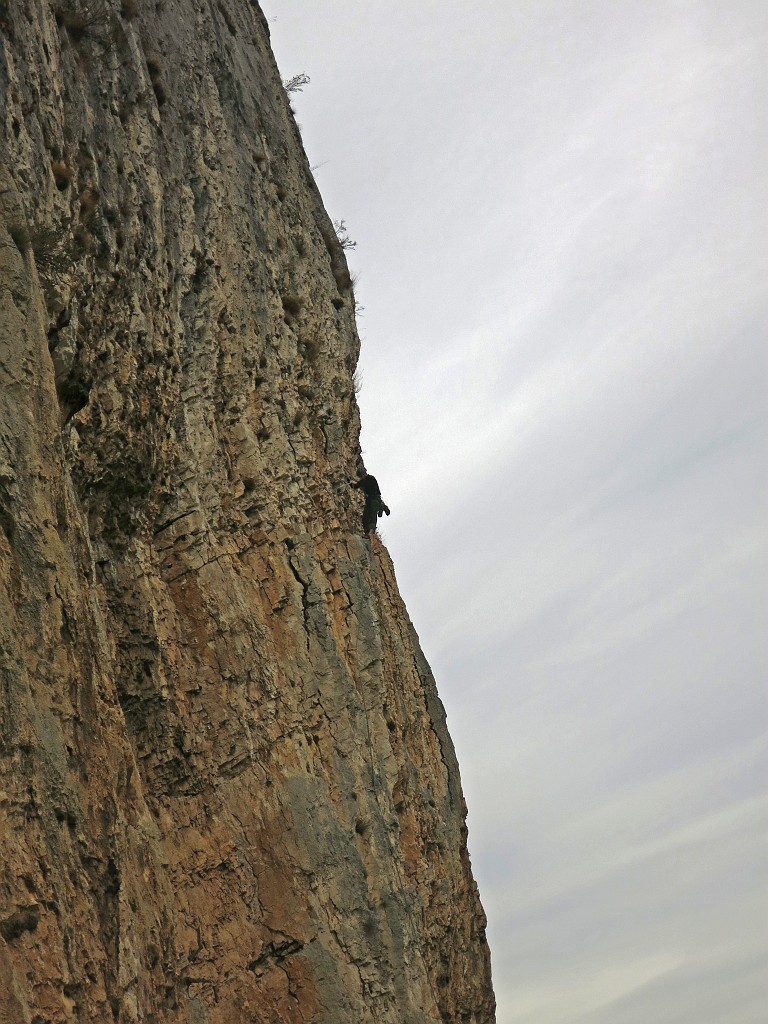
(263, 3, 767, 1021)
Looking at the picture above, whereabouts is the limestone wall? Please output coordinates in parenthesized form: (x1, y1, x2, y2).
(0, 2, 495, 1020)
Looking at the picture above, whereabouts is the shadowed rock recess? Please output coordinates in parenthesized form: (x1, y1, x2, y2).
(0, 1, 495, 1020)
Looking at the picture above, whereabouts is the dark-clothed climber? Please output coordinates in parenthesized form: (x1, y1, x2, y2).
(350, 468, 390, 539)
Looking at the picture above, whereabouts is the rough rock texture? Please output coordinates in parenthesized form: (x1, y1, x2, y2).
(0, 1, 495, 1021)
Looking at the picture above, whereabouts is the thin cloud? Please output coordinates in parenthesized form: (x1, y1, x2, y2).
(265, 3, 768, 1022)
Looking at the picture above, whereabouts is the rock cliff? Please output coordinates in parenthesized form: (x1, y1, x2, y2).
(0, 2, 495, 1021)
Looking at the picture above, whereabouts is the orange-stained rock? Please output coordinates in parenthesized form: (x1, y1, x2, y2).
(0, 2, 495, 1021)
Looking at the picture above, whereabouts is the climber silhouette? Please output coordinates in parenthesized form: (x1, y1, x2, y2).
(350, 468, 390, 539)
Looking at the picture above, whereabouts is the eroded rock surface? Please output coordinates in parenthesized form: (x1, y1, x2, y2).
(0, 2, 495, 1020)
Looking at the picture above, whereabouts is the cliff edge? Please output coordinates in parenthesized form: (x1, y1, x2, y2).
(0, 2, 495, 1021)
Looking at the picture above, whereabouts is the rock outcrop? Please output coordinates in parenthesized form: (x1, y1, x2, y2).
(0, 2, 495, 1021)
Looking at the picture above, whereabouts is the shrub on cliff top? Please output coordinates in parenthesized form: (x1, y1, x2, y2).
(333, 219, 357, 251)
(283, 73, 310, 95)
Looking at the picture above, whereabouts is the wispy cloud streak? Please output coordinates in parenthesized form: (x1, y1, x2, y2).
(266, 2, 768, 1020)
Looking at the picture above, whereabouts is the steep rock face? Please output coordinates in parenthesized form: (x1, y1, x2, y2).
(0, 2, 495, 1021)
